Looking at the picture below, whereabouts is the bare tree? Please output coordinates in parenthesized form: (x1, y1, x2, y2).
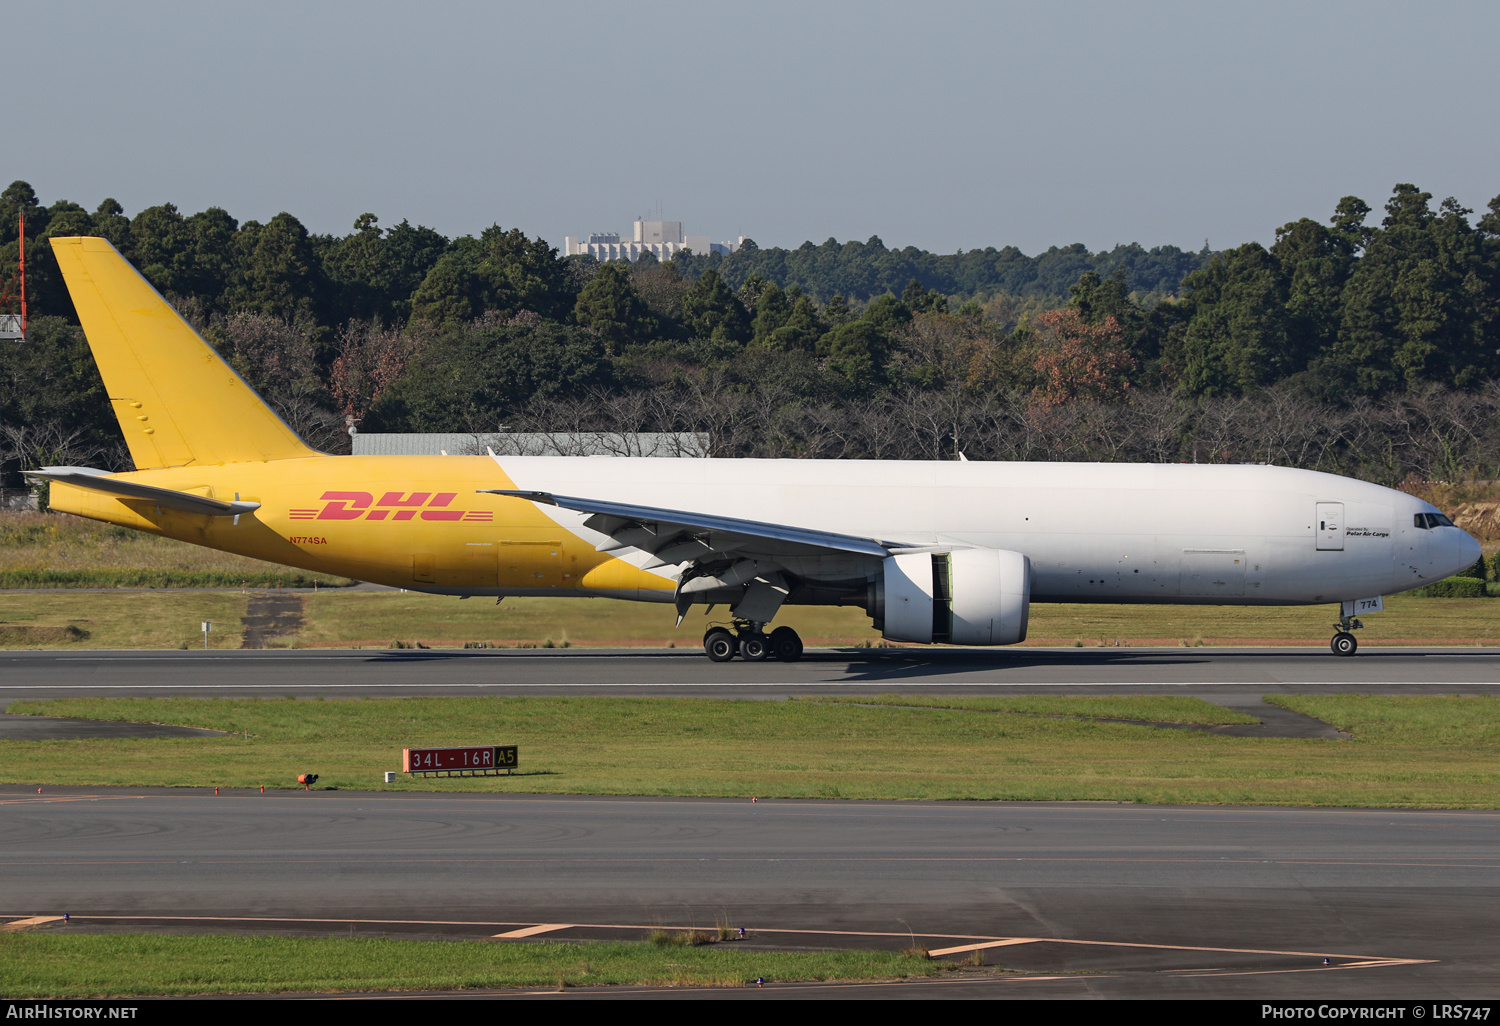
(328, 318, 429, 426)
(0, 422, 115, 509)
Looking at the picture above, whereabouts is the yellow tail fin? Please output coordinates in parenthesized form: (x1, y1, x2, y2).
(49, 236, 320, 469)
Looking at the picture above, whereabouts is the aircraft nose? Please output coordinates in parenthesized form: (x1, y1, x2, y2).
(1457, 529, 1482, 576)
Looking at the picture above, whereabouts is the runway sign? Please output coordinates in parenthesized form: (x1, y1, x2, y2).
(403, 745, 518, 776)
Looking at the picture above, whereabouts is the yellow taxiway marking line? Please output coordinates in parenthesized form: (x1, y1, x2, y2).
(2, 916, 65, 931)
(491, 923, 574, 939)
(916, 935, 1434, 965)
(927, 939, 1039, 957)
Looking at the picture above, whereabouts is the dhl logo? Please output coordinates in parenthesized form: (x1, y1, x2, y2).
(289, 491, 494, 522)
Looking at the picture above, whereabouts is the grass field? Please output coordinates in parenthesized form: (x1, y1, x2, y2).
(0, 932, 946, 997)
(6, 694, 1500, 807)
(0, 591, 256, 649)
(0, 587, 1497, 650)
(0, 512, 352, 589)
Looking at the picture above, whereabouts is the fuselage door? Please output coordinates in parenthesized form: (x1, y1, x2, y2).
(1316, 502, 1344, 551)
(500, 540, 563, 588)
(1180, 549, 1247, 598)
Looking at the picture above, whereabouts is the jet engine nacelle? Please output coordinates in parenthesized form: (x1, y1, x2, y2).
(875, 549, 1031, 646)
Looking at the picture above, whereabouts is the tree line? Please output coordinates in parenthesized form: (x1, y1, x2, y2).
(1, 179, 1498, 491)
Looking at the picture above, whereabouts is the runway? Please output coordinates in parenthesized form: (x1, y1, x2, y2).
(3, 787, 1498, 998)
(2, 646, 1500, 704)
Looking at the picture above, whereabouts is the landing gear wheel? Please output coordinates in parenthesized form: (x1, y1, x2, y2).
(1331, 631, 1358, 657)
(739, 633, 769, 661)
(769, 626, 804, 662)
(704, 628, 737, 662)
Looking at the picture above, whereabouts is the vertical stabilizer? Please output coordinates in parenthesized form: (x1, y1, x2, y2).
(49, 236, 319, 469)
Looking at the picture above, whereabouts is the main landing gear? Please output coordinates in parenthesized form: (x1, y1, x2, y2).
(1330, 612, 1364, 657)
(704, 621, 804, 662)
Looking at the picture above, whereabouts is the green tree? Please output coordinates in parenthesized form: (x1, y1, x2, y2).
(370, 320, 610, 431)
(572, 262, 657, 353)
(1068, 268, 1144, 351)
(820, 320, 889, 387)
(1270, 216, 1356, 365)
(901, 278, 948, 314)
(1161, 243, 1295, 395)
(762, 295, 827, 352)
(91, 199, 131, 253)
(861, 293, 913, 333)
(1338, 185, 1492, 391)
(410, 251, 480, 325)
(680, 269, 750, 342)
(130, 203, 194, 297)
(751, 282, 796, 343)
(473, 226, 574, 321)
(231, 212, 324, 320)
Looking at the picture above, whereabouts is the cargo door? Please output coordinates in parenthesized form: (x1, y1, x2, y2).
(499, 540, 563, 588)
(413, 552, 436, 584)
(436, 541, 499, 588)
(1316, 502, 1344, 551)
(1180, 549, 1246, 598)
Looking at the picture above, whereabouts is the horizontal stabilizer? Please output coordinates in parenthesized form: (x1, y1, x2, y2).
(27, 467, 261, 518)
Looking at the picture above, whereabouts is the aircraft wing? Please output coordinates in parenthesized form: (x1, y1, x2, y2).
(27, 466, 261, 518)
(480, 488, 903, 567)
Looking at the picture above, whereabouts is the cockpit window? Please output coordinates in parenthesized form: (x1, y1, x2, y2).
(1416, 512, 1455, 529)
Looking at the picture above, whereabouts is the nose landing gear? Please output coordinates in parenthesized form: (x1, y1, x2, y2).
(1330, 612, 1364, 657)
(703, 621, 804, 662)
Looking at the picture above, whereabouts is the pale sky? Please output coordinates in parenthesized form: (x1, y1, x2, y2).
(6, 0, 1498, 255)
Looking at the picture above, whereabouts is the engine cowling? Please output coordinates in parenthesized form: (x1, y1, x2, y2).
(874, 549, 1031, 646)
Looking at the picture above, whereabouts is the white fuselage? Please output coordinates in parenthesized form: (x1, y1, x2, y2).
(502, 458, 1479, 606)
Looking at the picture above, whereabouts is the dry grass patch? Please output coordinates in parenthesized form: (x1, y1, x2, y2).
(0, 592, 251, 649)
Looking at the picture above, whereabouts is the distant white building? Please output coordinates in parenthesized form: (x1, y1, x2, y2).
(564, 220, 747, 262)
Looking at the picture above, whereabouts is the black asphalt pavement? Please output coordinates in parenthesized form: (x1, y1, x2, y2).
(3, 788, 1498, 998)
(1, 645, 1499, 701)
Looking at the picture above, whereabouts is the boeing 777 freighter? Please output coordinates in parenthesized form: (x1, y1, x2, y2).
(29, 237, 1482, 661)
